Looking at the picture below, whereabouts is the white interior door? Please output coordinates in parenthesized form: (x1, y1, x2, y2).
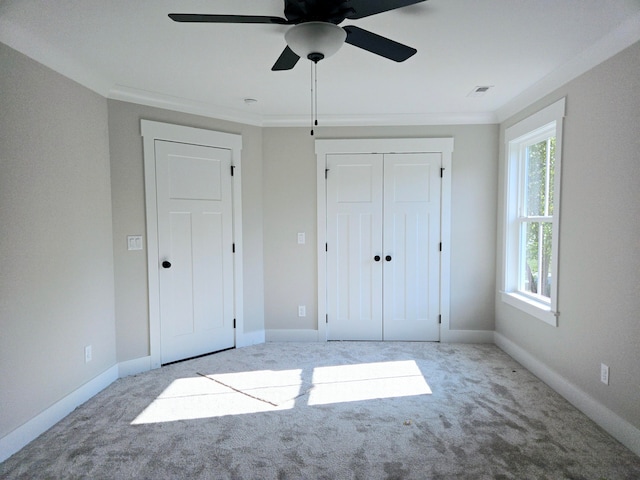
(155, 140, 235, 364)
(383, 153, 441, 341)
(326, 154, 384, 340)
(326, 152, 441, 341)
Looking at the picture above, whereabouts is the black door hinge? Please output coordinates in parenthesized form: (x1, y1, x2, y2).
(326, 314, 328, 324)
(232, 243, 236, 253)
(439, 314, 442, 324)
(231, 165, 235, 176)
(233, 318, 236, 328)
(439, 242, 442, 252)
(440, 167, 444, 178)
(325, 168, 329, 179)
(325, 243, 328, 252)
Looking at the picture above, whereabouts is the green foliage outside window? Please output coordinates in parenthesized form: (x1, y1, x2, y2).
(523, 137, 555, 298)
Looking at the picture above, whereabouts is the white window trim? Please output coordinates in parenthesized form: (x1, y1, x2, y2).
(502, 98, 565, 327)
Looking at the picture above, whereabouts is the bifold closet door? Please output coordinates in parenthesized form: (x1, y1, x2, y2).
(326, 154, 384, 340)
(382, 153, 441, 341)
(326, 152, 441, 341)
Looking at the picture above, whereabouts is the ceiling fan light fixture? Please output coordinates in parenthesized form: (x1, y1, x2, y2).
(285, 21, 347, 62)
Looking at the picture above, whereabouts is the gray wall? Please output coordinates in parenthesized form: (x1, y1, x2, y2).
(108, 100, 265, 362)
(0, 43, 116, 438)
(263, 124, 499, 333)
(495, 41, 640, 430)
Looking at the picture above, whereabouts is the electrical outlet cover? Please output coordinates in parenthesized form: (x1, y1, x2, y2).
(600, 363, 609, 385)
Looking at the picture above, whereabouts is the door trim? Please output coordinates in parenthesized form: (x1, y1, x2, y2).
(316, 138, 454, 341)
(142, 120, 244, 369)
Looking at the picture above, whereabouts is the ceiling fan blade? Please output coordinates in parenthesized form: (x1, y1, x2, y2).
(346, 0, 427, 20)
(344, 26, 417, 62)
(168, 14, 291, 24)
(272, 46, 300, 71)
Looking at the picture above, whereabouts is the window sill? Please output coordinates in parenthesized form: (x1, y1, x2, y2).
(501, 291, 558, 327)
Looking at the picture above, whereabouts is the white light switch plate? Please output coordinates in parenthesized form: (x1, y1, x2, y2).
(297, 232, 306, 245)
(127, 235, 143, 251)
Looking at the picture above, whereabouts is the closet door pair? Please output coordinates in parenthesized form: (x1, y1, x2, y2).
(326, 152, 441, 341)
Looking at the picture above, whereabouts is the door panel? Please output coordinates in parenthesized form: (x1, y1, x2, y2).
(383, 154, 441, 341)
(156, 140, 235, 364)
(167, 211, 195, 337)
(327, 154, 384, 340)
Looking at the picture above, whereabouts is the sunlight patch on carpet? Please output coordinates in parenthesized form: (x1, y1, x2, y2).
(131, 376, 290, 424)
(131, 361, 431, 424)
(307, 360, 432, 406)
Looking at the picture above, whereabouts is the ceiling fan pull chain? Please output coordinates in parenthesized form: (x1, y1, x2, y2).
(310, 60, 314, 136)
(314, 60, 319, 129)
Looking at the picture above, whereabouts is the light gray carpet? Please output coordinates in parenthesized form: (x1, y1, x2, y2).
(2, 342, 639, 479)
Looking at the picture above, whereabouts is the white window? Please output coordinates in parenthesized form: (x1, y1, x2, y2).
(502, 98, 565, 326)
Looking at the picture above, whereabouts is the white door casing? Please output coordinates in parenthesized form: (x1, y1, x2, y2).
(142, 120, 243, 369)
(155, 141, 234, 364)
(317, 138, 454, 342)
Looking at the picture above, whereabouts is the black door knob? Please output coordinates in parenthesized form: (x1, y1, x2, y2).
(385, 255, 392, 262)
(374, 255, 381, 262)
(162, 261, 172, 269)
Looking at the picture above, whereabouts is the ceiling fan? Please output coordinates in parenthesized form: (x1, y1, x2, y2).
(169, 0, 427, 71)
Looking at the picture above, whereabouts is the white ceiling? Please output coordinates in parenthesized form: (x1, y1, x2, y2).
(1, 0, 639, 126)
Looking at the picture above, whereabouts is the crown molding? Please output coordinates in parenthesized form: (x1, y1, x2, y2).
(108, 86, 264, 127)
(262, 111, 499, 127)
(496, 11, 640, 123)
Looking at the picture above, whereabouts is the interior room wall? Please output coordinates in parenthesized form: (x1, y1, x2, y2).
(262, 124, 499, 335)
(0, 43, 116, 438)
(495, 41, 640, 431)
(107, 100, 265, 363)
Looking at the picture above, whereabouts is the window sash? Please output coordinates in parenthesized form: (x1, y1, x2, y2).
(516, 133, 555, 303)
(517, 218, 552, 303)
(518, 137, 554, 217)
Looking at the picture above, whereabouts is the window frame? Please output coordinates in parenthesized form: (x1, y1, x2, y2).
(502, 98, 565, 326)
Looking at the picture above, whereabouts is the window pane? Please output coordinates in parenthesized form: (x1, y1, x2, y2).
(548, 137, 556, 215)
(520, 221, 538, 294)
(525, 141, 548, 216)
(540, 221, 553, 298)
(520, 221, 553, 299)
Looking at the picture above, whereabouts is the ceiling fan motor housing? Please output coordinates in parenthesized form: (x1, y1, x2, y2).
(284, 0, 355, 24)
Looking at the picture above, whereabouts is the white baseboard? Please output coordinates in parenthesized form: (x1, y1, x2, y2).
(237, 329, 266, 348)
(118, 356, 151, 378)
(265, 329, 495, 344)
(494, 332, 640, 457)
(0, 365, 119, 463)
(441, 329, 495, 343)
(266, 329, 320, 342)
